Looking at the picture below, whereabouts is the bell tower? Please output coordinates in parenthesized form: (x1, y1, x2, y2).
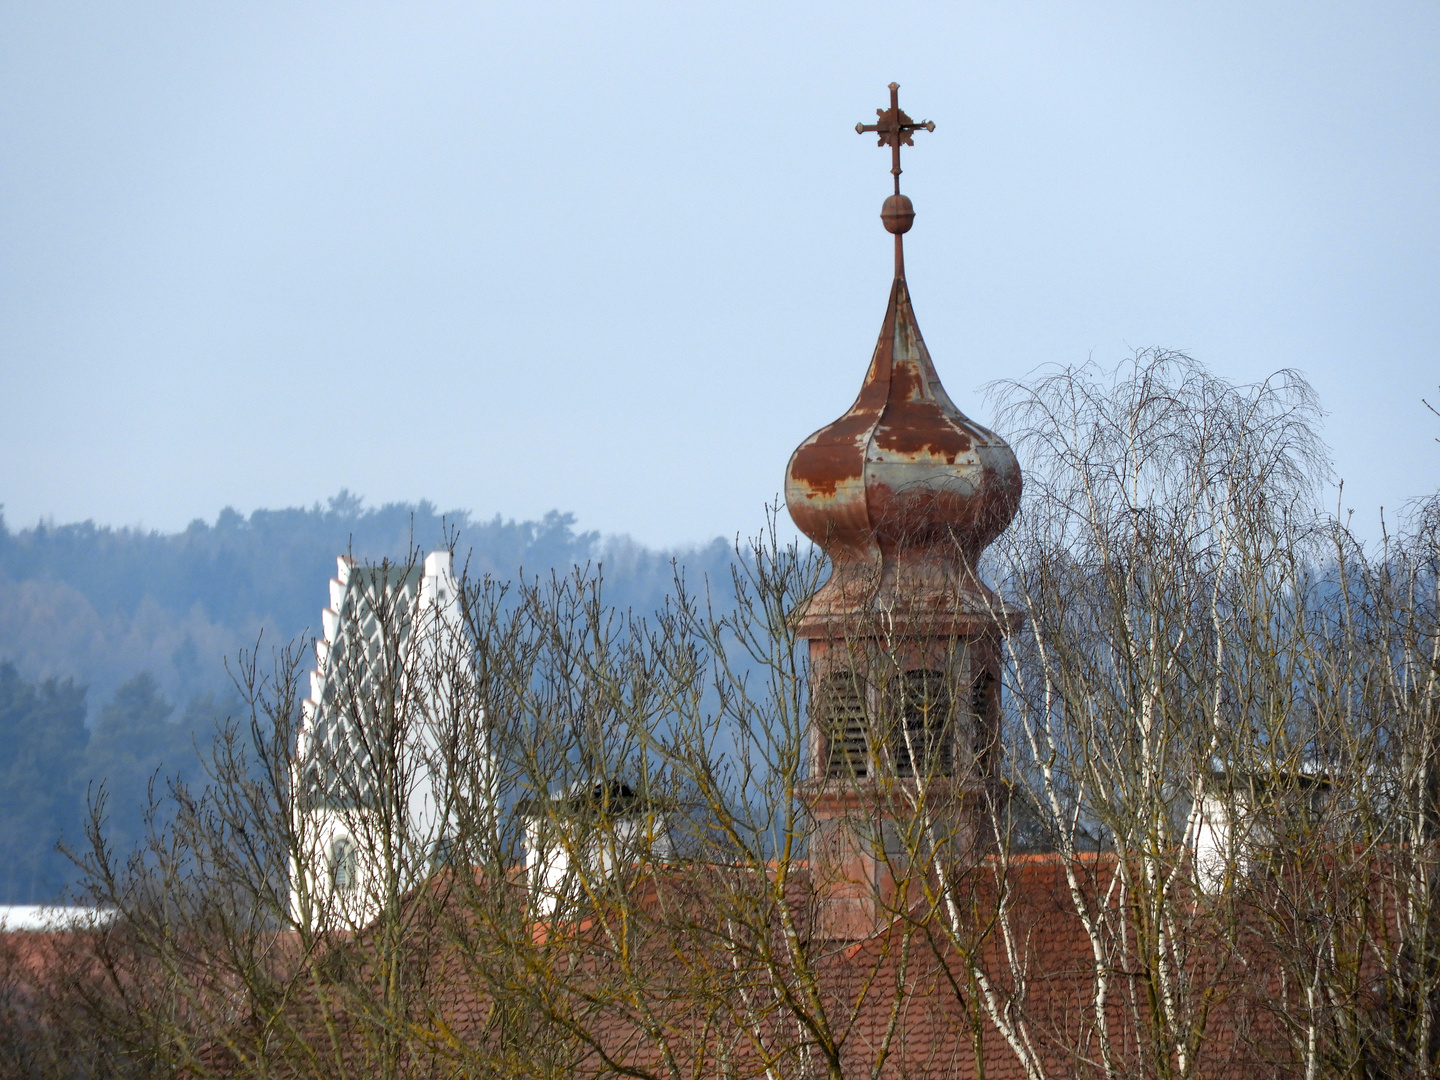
(784, 85, 1023, 938)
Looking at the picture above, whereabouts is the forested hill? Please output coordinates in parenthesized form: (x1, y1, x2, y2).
(0, 492, 736, 708)
(0, 494, 736, 903)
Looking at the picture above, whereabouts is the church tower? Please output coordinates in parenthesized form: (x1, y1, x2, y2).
(784, 85, 1023, 938)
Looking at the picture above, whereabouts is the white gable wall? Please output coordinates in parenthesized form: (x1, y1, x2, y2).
(290, 550, 484, 930)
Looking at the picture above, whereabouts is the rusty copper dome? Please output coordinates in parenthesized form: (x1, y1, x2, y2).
(784, 155, 1021, 635)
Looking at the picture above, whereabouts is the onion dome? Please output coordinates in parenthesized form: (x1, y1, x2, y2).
(784, 87, 1021, 634)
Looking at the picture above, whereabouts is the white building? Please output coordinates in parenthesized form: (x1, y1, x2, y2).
(520, 782, 673, 918)
(1189, 764, 1333, 893)
(291, 550, 487, 929)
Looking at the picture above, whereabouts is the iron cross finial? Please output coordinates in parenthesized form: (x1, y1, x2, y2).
(856, 83, 935, 194)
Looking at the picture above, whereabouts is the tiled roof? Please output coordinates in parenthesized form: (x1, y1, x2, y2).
(5, 854, 1325, 1078)
(201, 855, 1295, 1079)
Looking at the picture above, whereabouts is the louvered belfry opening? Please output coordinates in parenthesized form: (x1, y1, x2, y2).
(892, 669, 954, 779)
(819, 671, 870, 779)
(969, 668, 998, 779)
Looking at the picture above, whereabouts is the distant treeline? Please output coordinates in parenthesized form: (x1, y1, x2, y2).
(0, 664, 230, 903)
(0, 494, 736, 902)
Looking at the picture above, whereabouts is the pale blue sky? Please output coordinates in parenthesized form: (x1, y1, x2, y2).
(2, 2, 1436, 546)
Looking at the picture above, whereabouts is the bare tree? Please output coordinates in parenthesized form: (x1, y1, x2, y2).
(973, 350, 1330, 1079)
(434, 521, 936, 1080)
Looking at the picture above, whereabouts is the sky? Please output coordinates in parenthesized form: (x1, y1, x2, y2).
(2, 2, 1436, 548)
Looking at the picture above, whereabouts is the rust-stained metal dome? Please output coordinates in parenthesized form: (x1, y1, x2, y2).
(785, 275, 1020, 556)
(784, 98, 1021, 636)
